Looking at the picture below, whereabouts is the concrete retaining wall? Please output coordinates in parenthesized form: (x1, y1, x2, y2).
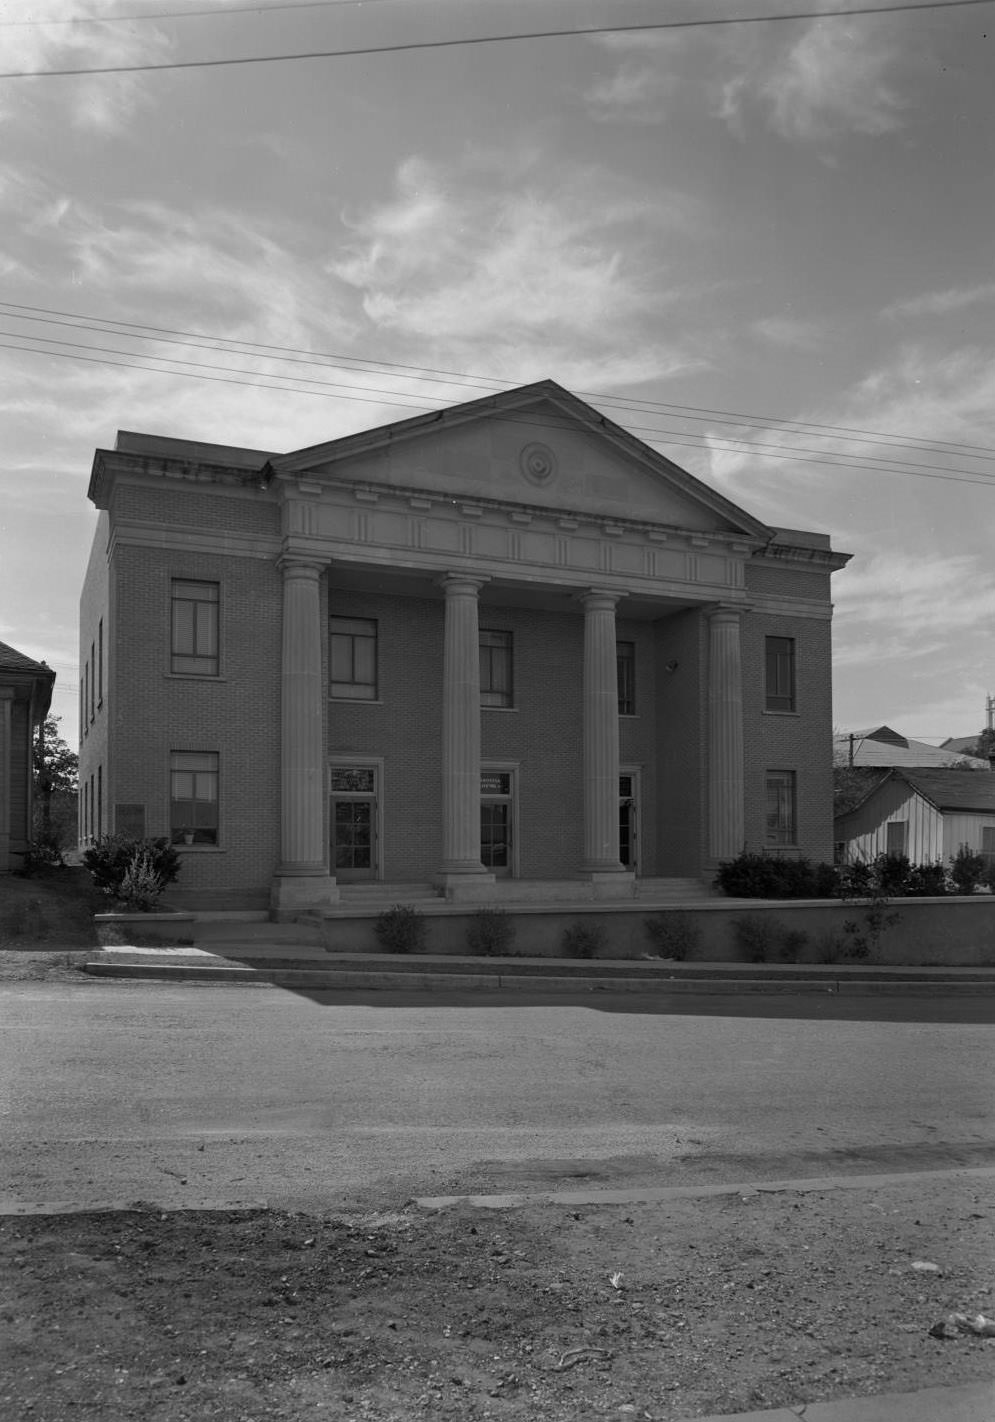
(317, 897, 995, 966)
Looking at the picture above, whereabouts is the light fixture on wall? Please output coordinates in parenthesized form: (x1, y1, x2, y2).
(665, 660, 679, 673)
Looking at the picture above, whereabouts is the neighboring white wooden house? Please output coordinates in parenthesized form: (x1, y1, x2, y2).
(835, 768, 995, 868)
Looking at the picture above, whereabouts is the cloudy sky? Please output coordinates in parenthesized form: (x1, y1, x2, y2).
(2, 0, 994, 748)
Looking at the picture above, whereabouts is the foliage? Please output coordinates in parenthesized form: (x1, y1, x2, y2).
(643, 911, 700, 961)
(116, 851, 165, 912)
(838, 869, 901, 961)
(465, 907, 516, 957)
(715, 852, 837, 900)
(32, 717, 78, 859)
(561, 920, 607, 960)
(373, 903, 428, 954)
(832, 765, 887, 816)
(950, 843, 987, 896)
(732, 913, 809, 964)
(82, 835, 180, 902)
(904, 861, 949, 897)
(874, 853, 911, 896)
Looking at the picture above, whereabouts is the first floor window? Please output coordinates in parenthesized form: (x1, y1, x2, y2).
(765, 770, 796, 846)
(981, 826, 995, 873)
(170, 751, 219, 845)
(330, 617, 377, 699)
(617, 640, 635, 716)
(171, 579, 219, 676)
(765, 636, 796, 713)
(480, 630, 512, 707)
(885, 820, 908, 857)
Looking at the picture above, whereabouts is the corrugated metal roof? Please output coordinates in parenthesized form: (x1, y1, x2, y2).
(833, 732, 987, 769)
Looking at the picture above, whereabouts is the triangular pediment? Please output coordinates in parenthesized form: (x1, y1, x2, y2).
(266, 381, 770, 540)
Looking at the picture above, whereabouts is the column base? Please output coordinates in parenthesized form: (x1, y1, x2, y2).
(584, 870, 637, 900)
(270, 870, 339, 917)
(436, 870, 497, 902)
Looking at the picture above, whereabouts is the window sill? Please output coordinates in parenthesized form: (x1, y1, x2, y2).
(329, 697, 384, 705)
(763, 709, 800, 718)
(482, 705, 518, 713)
(175, 844, 224, 852)
(165, 673, 227, 683)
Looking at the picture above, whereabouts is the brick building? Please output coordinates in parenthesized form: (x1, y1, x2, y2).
(0, 640, 54, 873)
(79, 381, 849, 913)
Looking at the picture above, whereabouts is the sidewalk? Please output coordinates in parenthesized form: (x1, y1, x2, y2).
(686, 1378, 994, 1421)
(80, 944, 995, 994)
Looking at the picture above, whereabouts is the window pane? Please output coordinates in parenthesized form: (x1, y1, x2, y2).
(172, 600, 194, 655)
(765, 771, 796, 845)
(332, 768, 375, 793)
(170, 752, 219, 844)
(765, 637, 795, 712)
(195, 601, 218, 656)
(480, 631, 511, 706)
(330, 635, 354, 682)
(353, 637, 376, 686)
(617, 642, 635, 715)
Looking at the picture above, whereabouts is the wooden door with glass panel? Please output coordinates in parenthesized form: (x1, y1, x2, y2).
(480, 770, 513, 876)
(330, 765, 378, 881)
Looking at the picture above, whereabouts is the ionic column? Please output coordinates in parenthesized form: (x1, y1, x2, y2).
(707, 605, 746, 860)
(271, 556, 337, 912)
(579, 590, 628, 882)
(438, 574, 493, 895)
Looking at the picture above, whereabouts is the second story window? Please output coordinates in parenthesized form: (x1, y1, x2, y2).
(617, 640, 635, 716)
(330, 617, 378, 700)
(480, 630, 512, 708)
(171, 580, 219, 676)
(765, 636, 796, 713)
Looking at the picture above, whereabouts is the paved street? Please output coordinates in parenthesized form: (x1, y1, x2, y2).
(2, 981, 993, 1213)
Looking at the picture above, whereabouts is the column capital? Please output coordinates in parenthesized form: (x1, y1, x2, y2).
(276, 554, 324, 581)
(437, 572, 489, 596)
(576, 588, 626, 612)
(705, 601, 751, 623)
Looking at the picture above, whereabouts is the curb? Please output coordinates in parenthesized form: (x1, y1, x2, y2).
(682, 1379, 995, 1422)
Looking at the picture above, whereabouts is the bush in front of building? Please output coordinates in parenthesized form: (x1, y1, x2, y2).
(950, 844, 988, 895)
(715, 852, 838, 899)
(643, 911, 700, 961)
(82, 835, 180, 908)
(465, 907, 516, 957)
(373, 903, 428, 954)
(732, 913, 809, 963)
(561, 921, 607, 959)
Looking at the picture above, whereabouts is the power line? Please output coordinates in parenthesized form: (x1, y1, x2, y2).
(0, 0, 390, 26)
(3, 301, 993, 462)
(7, 334, 995, 491)
(2, 0, 991, 80)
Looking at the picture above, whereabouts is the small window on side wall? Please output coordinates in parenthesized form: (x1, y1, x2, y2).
(617, 641, 635, 716)
(170, 751, 219, 845)
(765, 770, 796, 846)
(171, 580, 219, 676)
(765, 636, 796, 713)
(330, 617, 378, 700)
(480, 630, 512, 708)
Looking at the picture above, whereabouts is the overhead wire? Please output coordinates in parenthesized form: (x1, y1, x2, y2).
(2, 0, 993, 79)
(6, 333, 995, 490)
(3, 301, 993, 464)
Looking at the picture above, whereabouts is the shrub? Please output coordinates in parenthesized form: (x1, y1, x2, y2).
(951, 844, 986, 895)
(905, 861, 948, 897)
(465, 907, 516, 957)
(82, 835, 180, 902)
(117, 851, 165, 912)
(732, 913, 809, 963)
(837, 860, 873, 898)
(561, 921, 607, 959)
(874, 852, 911, 896)
(373, 904, 428, 954)
(715, 852, 837, 900)
(733, 913, 776, 963)
(643, 911, 700, 961)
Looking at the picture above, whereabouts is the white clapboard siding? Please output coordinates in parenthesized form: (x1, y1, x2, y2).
(837, 781, 942, 863)
(941, 813, 995, 860)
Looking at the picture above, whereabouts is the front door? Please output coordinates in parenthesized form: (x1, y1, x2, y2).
(619, 771, 638, 873)
(330, 765, 378, 882)
(481, 769, 514, 877)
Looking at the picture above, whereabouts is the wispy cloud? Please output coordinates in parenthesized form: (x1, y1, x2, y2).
(882, 283, 995, 320)
(329, 152, 705, 389)
(718, 20, 905, 142)
(752, 316, 825, 350)
(0, 1, 173, 131)
(585, 63, 672, 124)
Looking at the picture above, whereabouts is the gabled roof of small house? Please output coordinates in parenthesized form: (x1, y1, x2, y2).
(0, 640, 54, 677)
(896, 768, 995, 813)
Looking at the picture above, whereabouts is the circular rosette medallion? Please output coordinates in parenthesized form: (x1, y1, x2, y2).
(519, 441, 558, 488)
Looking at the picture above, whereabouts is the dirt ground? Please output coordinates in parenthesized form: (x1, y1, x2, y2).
(4, 1177, 995, 1422)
